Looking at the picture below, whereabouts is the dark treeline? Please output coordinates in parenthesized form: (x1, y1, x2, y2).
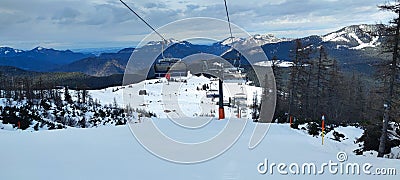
(0, 84, 156, 131)
(272, 40, 382, 125)
(0, 72, 93, 101)
(0, 85, 128, 130)
(0, 75, 65, 101)
(0, 66, 123, 92)
(0, 67, 156, 131)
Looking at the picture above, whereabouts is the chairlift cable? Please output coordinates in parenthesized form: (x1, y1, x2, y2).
(120, 0, 166, 41)
(223, 0, 241, 68)
(223, 0, 234, 44)
(119, 0, 166, 58)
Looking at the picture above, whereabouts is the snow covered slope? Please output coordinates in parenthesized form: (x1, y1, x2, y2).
(0, 74, 398, 180)
(0, 121, 398, 180)
(322, 24, 384, 50)
(90, 74, 262, 119)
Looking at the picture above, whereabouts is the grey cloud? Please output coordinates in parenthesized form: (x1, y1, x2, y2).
(103, 4, 136, 24)
(0, 0, 393, 49)
(52, 7, 80, 24)
(145, 9, 184, 27)
(36, 16, 47, 21)
(49, 3, 135, 26)
(144, 2, 167, 9)
(0, 11, 31, 26)
(178, 0, 386, 37)
(186, 4, 200, 11)
(184, 4, 225, 18)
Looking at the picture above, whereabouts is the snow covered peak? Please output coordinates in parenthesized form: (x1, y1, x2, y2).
(251, 33, 289, 44)
(0, 47, 12, 54)
(220, 34, 290, 48)
(322, 24, 384, 49)
(145, 38, 181, 46)
(250, 34, 291, 46)
(33, 46, 48, 51)
(346, 24, 383, 34)
(0, 47, 24, 56)
(220, 37, 245, 46)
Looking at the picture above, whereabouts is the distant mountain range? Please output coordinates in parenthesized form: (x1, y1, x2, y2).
(53, 48, 134, 77)
(258, 24, 387, 73)
(0, 46, 94, 72)
(0, 24, 390, 77)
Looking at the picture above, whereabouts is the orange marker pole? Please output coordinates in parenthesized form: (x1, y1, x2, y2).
(321, 115, 325, 145)
(219, 108, 225, 119)
(289, 116, 293, 127)
(18, 121, 21, 129)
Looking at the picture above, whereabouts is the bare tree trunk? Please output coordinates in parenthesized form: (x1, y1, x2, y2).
(287, 57, 297, 122)
(379, 105, 390, 157)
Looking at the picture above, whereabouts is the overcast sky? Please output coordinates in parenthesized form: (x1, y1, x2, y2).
(0, 0, 395, 50)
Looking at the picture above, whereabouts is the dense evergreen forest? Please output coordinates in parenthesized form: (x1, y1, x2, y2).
(258, 2, 400, 157)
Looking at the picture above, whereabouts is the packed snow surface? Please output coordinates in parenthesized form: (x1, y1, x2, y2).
(1, 121, 399, 180)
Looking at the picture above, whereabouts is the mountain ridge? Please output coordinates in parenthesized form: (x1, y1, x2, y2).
(0, 24, 388, 76)
(0, 46, 94, 72)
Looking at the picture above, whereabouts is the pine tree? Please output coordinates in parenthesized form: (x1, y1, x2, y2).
(287, 40, 302, 121)
(377, 0, 400, 157)
(325, 59, 343, 121)
(287, 39, 312, 121)
(64, 86, 73, 104)
(82, 89, 88, 104)
(77, 89, 81, 104)
(0, 72, 4, 98)
(314, 46, 326, 118)
(113, 97, 118, 109)
(271, 55, 286, 120)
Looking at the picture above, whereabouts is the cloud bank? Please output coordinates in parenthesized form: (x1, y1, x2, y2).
(0, 0, 394, 49)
